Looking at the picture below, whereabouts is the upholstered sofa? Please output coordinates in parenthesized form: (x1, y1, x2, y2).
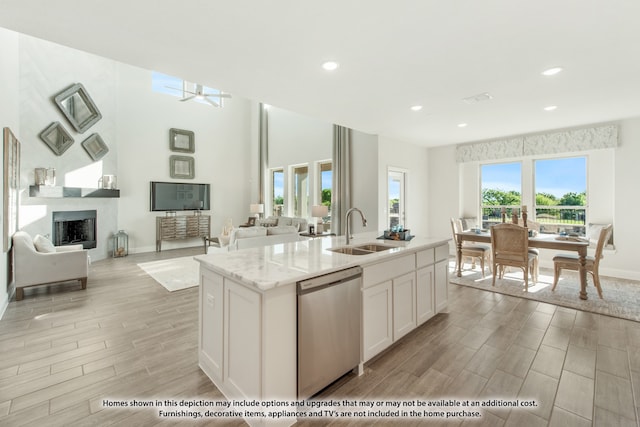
(209, 216, 309, 253)
(12, 231, 89, 301)
(228, 225, 303, 250)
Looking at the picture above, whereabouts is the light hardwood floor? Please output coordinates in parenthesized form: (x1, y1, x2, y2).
(1, 248, 639, 426)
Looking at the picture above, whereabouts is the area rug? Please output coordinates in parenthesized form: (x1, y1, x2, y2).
(449, 263, 640, 322)
(137, 256, 199, 292)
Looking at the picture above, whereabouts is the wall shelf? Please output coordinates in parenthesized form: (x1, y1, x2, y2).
(29, 185, 120, 198)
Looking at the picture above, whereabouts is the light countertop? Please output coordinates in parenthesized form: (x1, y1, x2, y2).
(194, 231, 450, 291)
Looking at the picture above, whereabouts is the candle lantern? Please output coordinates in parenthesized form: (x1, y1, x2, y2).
(113, 230, 129, 258)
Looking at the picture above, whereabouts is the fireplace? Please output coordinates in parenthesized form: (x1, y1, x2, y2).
(52, 210, 97, 249)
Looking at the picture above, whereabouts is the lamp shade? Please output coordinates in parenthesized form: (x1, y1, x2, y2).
(250, 204, 264, 214)
(311, 205, 329, 218)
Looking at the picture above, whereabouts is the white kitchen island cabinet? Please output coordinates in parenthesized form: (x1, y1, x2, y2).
(195, 232, 450, 427)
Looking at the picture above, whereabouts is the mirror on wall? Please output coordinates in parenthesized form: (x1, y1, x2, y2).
(39, 121, 74, 156)
(54, 83, 102, 133)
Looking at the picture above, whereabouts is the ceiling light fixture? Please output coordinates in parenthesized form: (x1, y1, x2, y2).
(457, 123, 468, 128)
(462, 92, 493, 104)
(322, 61, 339, 71)
(544, 105, 558, 111)
(542, 67, 563, 76)
(410, 105, 423, 111)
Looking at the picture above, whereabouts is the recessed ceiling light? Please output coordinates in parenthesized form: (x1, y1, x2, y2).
(544, 105, 558, 111)
(322, 61, 339, 71)
(410, 105, 423, 111)
(542, 67, 563, 76)
(457, 123, 468, 128)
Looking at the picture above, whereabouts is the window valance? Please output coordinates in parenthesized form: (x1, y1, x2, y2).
(456, 124, 618, 163)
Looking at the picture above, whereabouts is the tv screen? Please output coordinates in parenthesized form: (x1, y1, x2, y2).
(150, 181, 210, 211)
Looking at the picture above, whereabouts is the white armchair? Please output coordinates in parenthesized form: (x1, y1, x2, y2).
(12, 231, 89, 301)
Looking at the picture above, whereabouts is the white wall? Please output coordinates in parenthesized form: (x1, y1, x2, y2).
(427, 144, 459, 249)
(17, 34, 118, 260)
(266, 106, 332, 219)
(115, 64, 253, 252)
(351, 130, 379, 234)
(1, 32, 254, 259)
(0, 27, 20, 314)
(377, 136, 431, 237)
(611, 117, 640, 279)
(427, 118, 640, 280)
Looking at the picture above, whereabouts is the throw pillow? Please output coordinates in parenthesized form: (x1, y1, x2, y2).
(33, 234, 56, 253)
(257, 218, 278, 227)
(267, 226, 298, 236)
(277, 217, 293, 226)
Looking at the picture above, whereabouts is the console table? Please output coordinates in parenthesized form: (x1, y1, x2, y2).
(156, 214, 211, 252)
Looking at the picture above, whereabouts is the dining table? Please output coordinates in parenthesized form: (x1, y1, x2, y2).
(456, 229, 592, 300)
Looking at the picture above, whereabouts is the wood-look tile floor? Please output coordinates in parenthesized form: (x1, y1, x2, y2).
(1, 249, 639, 426)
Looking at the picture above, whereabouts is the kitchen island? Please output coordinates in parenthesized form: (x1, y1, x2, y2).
(194, 232, 450, 426)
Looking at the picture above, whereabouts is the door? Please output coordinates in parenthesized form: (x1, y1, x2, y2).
(388, 168, 407, 229)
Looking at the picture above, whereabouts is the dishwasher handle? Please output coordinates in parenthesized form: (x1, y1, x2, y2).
(297, 266, 362, 294)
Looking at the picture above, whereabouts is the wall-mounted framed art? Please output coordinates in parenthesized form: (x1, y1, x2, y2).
(81, 133, 109, 161)
(39, 121, 74, 156)
(169, 128, 195, 153)
(170, 155, 195, 179)
(3, 127, 20, 252)
(53, 83, 102, 133)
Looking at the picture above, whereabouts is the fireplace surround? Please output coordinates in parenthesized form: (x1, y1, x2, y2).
(52, 210, 97, 249)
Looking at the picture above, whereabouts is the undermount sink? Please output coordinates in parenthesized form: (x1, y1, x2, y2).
(355, 244, 395, 252)
(328, 243, 396, 256)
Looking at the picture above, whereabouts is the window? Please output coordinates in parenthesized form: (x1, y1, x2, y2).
(388, 169, 407, 229)
(481, 162, 522, 227)
(535, 157, 587, 234)
(319, 161, 332, 211)
(271, 168, 284, 216)
(151, 72, 224, 107)
(318, 161, 332, 231)
(292, 165, 309, 218)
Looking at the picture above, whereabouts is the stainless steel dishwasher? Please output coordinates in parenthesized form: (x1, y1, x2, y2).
(297, 266, 362, 400)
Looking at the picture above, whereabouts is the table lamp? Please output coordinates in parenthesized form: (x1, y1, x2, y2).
(250, 203, 264, 219)
(312, 205, 329, 233)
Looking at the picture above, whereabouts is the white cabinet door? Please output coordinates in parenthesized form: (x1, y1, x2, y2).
(362, 280, 393, 362)
(200, 269, 224, 382)
(435, 259, 449, 313)
(416, 265, 435, 325)
(224, 278, 262, 400)
(392, 272, 416, 340)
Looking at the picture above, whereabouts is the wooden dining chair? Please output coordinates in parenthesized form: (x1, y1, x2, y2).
(551, 224, 613, 299)
(490, 223, 538, 291)
(450, 218, 491, 277)
(518, 218, 540, 279)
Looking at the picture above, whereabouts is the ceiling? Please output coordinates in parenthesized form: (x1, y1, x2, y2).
(2, 0, 640, 147)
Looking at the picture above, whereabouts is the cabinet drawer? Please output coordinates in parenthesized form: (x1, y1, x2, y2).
(363, 254, 415, 288)
(416, 248, 434, 268)
(435, 244, 449, 262)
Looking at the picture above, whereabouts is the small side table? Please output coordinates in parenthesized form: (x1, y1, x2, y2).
(203, 236, 220, 253)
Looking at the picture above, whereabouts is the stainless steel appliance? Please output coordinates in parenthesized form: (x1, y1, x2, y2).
(297, 266, 362, 399)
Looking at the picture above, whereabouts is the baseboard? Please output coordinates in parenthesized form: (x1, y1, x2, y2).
(0, 291, 8, 320)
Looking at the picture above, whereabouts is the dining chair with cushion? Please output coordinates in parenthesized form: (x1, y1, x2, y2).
(450, 218, 491, 277)
(490, 223, 538, 291)
(551, 223, 613, 299)
(518, 218, 540, 279)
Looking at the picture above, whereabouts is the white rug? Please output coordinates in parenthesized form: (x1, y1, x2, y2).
(449, 262, 640, 322)
(138, 256, 199, 292)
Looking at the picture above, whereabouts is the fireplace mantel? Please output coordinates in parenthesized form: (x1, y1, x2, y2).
(29, 185, 120, 198)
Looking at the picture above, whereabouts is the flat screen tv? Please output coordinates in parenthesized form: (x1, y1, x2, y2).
(150, 181, 210, 211)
